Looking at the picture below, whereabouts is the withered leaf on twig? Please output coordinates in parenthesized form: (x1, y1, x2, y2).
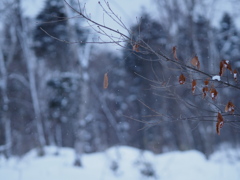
(192, 79, 197, 94)
(225, 101, 234, 114)
(210, 87, 218, 100)
(204, 78, 209, 86)
(216, 112, 224, 135)
(179, 74, 186, 84)
(202, 86, 208, 99)
(219, 60, 224, 76)
(103, 72, 108, 89)
(133, 43, 139, 52)
(191, 55, 200, 70)
(219, 60, 232, 76)
(172, 46, 178, 61)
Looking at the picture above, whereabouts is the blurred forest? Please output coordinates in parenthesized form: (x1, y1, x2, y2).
(0, 0, 240, 165)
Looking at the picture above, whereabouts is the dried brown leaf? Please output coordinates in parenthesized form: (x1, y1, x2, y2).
(191, 55, 200, 69)
(103, 72, 108, 89)
(223, 60, 229, 67)
(210, 88, 218, 100)
(219, 60, 232, 76)
(204, 78, 209, 86)
(172, 46, 178, 61)
(192, 79, 197, 94)
(179, 74, 186, 85)
(202, 86, 208, 98)
(216, 112, 224, 135)
(225, 101, 234, 114)
(133, 43, 139, 52)
(219, 60, 224, 76)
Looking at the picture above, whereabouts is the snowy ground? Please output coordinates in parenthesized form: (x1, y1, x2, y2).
(1, 146, 240, 180)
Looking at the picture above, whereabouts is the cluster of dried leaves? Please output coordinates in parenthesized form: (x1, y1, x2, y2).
(173, 47, 238, 135)
(219, 60, 238, 81)
(109, 44, 238, 135)
(179, 74, 219, 100)
(217, 101, 235, 135)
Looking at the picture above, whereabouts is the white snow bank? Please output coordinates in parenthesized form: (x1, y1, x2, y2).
(0, 146, 240, 180)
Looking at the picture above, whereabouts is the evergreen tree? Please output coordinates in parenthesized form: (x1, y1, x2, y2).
(125, 13, 167, 76)
(47, 75, 80, 148)
(217, 13, 240, 61)
(123, 13, 169, 151)
(34, 0, 67, 61)
(33, 0, 86, 71)
(33, 0, 88, 155)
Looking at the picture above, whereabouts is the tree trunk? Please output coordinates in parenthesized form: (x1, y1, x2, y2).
(0, 48, 12, 157)
(17, 17, 46, 156)
(64, 1, 93, 166)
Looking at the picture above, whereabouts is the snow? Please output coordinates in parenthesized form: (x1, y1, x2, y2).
(1, 146, 240, 180)
(212, 75, 221, 81)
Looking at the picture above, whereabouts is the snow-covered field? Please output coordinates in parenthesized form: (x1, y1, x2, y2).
(1, 146, 240, 180)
